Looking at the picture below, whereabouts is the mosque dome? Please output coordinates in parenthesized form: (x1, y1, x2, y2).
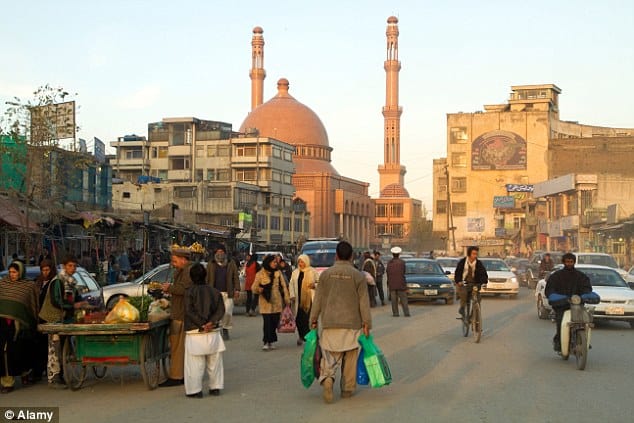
(240, 78, 338, 175)
(380, 183, 410, 198)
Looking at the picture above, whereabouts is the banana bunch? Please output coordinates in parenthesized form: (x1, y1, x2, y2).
(190, 242, 206, 253)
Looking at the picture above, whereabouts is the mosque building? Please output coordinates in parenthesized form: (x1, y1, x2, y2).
(239, 27, 372, 247)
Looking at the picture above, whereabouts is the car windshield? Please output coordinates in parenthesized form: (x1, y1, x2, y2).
(303, 251, 336, 268)
(582, 268, 628, 287)
(72, 270, 100, 294)
(576, 254, 618, 268)
(405, 261, 444, 275)
(481, 260, 511, 272)
(437, 259, 459, 268)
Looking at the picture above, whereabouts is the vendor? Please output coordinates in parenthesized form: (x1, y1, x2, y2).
(38, 255, 88, 388)
(159, 247, 193, 387)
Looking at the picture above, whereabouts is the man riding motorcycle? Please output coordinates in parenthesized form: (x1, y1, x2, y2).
(544, 253, 593, 353)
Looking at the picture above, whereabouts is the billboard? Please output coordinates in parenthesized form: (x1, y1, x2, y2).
(493, 196, 516, 209)
(94, 137, 106, 163)
(506, 184, 533, 192)
(467, 218, 485, 232)
(30, 101, 76, 143)
(471, 130, 527, 170)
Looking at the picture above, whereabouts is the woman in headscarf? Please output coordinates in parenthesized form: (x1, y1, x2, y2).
(251, 255, 290, 351)
(289, 254, 319, 346)
(32, 259, 57, 383)
(243, 254, 260, 317)
(0, 261, 38, 393)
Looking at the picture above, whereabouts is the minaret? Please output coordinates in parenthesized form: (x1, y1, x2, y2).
(378, 16, 406, 193)
(249, 26, 266, 111)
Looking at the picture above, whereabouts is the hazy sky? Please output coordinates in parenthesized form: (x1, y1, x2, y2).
(2, 0, 633, 212)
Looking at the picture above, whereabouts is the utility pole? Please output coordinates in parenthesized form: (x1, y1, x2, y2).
(445, 165, 457, 253)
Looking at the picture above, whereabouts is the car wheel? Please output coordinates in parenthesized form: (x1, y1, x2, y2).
(537, 295, 549, 320)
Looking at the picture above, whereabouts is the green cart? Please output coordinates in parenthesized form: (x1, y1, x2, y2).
(38, 319, 170, 391)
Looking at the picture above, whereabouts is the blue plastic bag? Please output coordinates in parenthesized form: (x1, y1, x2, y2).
(356, 347, 369, 386)
(358, 334, 392, 388)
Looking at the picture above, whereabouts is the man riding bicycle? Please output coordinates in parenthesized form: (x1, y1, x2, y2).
(544, 253, 593, 353)
(454, 246, 488, 318)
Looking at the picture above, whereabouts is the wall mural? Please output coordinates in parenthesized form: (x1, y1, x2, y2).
(471, 130, 527, 170)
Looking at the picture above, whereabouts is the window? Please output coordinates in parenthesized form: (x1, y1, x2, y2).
(376, 204, 387, 217)
(451, 152, 467, 167)
(451, 177, 467, 193)
(283, 151, 293, 161)
(235, 189, 258, 209)
(151, 147, 157, 158)
(257, 215, 268, 230)
(437, 177, 447, 193)
(436, 200, 447, 214)
(259, 145, 271, 156)
(283, 217, 291, 231)
(207, 145, 230, 157)
(513, 216, 522, 229)
(272, 171, 282, 182)
(196, 146, 204, 157)
(122, 192, 131, 199)
(272, 146, 282, 158)
(170, 123, 191, 146)
(207, 169, 215, 181)
(450, 127, 468, 144)
(580, 190, 593, 214)
(304, 219, 309, 233)
(236, 169, 257, 181)
(259, 169, 271, 180)
(170, 156, 190, 170)
(294, 218, 302, 232)
(158, 147, 168, 158)
(567, 193, 578, 216)
(175, 186, 196, 198)
(375, 224, 387, 236)
(272, 196, 282, 207)
(390, 203, 403, 218)
(452, 202, 467, 216)
(283, 197, 292, 208)
(236, 146, 257, 157)
(124, 149, 143, 159)
(217, 169, 230, 181)
(392, 224, 404, 238)
(283, 174, 292, 184)
(207, 187, 230, 198)
(158, 170, 167, 180)
(195, 169, 203, 182)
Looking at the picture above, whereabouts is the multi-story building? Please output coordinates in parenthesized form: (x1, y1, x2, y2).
(109, 134, 150, 182)
(433, 84, 634, 256)
(112, 117, 309, 247)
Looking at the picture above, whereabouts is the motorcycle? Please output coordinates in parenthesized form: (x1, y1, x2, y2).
(550, 293, 600, 370)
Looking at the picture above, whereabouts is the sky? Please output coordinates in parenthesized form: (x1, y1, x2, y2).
(1, 0, 633, 214)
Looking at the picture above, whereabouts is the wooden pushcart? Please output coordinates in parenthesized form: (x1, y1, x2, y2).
(38, 319, 170, 391)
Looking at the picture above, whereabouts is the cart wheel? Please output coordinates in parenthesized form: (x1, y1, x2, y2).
(161, 331, 171, 381)
(140, 334, 160, 390)
(92, 366, 108, 379)
(62, 337, 87, 391)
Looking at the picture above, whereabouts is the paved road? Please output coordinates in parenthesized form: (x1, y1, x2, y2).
(3, 288, 633, 423)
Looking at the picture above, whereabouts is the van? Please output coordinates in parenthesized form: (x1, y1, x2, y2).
(300, 240, 339, 274)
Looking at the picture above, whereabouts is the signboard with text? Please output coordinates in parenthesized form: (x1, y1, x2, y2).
(506, 184, 534, 192)
(467, 218, 485, 232)
(493, 196, 516, 209)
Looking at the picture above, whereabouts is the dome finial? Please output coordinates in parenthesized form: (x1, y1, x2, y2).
(277, 78, 290, 95)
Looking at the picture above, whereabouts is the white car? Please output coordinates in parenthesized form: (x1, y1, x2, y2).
(626, 266, 634, 283)
(574, 252, 629, 281)
(535, 264, 634, 328)
(436, 257, 460, 281)
(479, 258, 519, 298)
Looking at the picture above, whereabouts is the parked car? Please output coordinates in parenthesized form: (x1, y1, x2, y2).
(1, 265, 104, 308)
(102, 262, 246, 309)
(479, 258, 519, 298)
(527, 251, 564, 289)
(435, 257, 461, 281)
(535, 264, 634, 328)
(403, 258, 455, 304)
(627, 267, 634, 283)
(300, 240, 339, 274)
(573, 252, 629, 281)
(505, 257, 530, 286)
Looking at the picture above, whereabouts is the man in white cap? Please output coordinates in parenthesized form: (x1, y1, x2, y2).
(386, 247, 410, 317)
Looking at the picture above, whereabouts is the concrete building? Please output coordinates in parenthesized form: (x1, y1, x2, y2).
(372, 16, 422, 250)
(112, 117, 309, 247)
(239, 27, 372, 247)
(432, 84, 634, 256)
(109, 134, 150, 182)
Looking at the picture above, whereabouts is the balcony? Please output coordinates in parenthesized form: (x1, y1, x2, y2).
(167, 170, 191, 181)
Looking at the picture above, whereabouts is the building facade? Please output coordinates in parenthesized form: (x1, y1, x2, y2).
(239, 27, 372, 247)
(433, 84, 634, 256)
(372, 16, 422, 250)
(112, 117, 310, 247)
(109, 134, 150, 182)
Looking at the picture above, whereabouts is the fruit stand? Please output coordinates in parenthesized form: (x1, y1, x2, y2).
(38, 318, 170, 391)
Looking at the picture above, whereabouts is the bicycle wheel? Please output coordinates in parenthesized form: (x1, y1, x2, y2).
(62, 337, 87, 391)
(472, 301, 482, 343)
(574, 330, 587, 371)
(462, 303, 470, 337)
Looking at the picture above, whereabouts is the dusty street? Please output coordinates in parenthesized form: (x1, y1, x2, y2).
(2, 288, 633, 423)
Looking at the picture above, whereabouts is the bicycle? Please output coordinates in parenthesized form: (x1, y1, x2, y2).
(460, 283, 483, 343)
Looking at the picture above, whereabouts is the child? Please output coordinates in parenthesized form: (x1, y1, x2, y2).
(184, 263, 225, 398)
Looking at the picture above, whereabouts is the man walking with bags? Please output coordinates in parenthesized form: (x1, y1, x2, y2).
(207, 245, 240, 341)
(310, 241, 372, 404)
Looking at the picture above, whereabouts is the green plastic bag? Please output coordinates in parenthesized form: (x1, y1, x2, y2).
(358, 334, 392, 388)
(301, 329, 319, 388)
